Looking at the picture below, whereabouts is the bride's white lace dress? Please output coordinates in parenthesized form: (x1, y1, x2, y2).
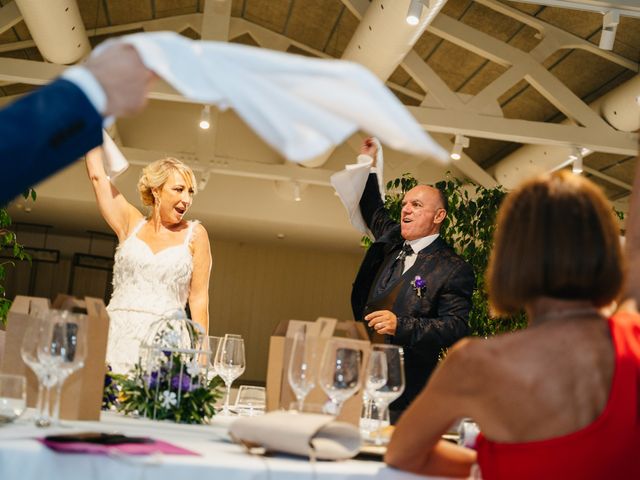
(106, 219, 198, 373)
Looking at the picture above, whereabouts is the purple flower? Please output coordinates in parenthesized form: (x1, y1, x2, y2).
(411, 276, 426, 297)
(171, 373, 192, 392)
(146, 371, 160, 389)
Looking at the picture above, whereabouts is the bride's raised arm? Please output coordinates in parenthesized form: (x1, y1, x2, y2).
(85, 146, 142, 241)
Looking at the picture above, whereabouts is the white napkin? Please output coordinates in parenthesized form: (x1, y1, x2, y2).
(101, 130, 129, 179)
(330, 137, 384, 235)
(92, 31, 448, 164)
(229, 411, 362, 460)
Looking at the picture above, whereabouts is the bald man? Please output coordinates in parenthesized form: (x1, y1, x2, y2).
(352, 138, 474, 422)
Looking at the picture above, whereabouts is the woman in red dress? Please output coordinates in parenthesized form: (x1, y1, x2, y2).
(385, 166, 640, 479)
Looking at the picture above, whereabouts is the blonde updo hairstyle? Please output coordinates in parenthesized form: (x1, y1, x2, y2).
(137, 158, 198, 207)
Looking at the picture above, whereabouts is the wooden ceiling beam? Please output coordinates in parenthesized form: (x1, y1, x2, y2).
(0, 1, 21, 35)
(121, 147, 334, 187)
(475, 0, 638, 71)
(409, 105, 638, 156)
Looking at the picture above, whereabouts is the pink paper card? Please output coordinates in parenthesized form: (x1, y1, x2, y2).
(39, 438, 199, 456)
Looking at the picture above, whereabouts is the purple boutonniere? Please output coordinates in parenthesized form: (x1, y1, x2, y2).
(411, 275, 426, 297)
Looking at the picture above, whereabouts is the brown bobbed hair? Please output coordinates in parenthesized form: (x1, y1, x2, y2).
(137, 158, 197, 207)
(487, 170, 623, 316)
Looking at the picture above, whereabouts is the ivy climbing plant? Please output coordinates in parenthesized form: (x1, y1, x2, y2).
(0, 190, 34, 325)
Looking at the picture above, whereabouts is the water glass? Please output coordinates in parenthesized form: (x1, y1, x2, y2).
(319, 339, 362, 415)
(359, 398, 390, 443)
(457, 418, 480, 448)
(0, 374, 26, 424)
(287, 331, 318, 412)
(368, 344, 405, 444)
(234, 385, 265, 416)
(214, 335, 246, 416)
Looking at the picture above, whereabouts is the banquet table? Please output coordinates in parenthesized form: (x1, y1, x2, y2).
(0, 410, 457, 480)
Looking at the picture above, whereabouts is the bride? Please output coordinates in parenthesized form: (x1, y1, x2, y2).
(85, 147, 211, 373)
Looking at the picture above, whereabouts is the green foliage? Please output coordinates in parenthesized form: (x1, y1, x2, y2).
(437, 177, 527, 336)
(366, 173, 527, 337)
(0, 189, 34, 326)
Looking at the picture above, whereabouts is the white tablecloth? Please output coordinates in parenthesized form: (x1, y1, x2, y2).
(0, 411, 451, 480)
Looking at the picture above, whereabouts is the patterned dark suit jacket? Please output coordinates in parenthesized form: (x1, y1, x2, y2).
(352, 174, 474, 414)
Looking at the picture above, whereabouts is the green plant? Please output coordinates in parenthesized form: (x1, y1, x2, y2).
(0, 189, 35, 325)
(435, 177, 527, 336)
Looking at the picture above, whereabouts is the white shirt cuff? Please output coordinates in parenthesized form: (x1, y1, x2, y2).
(61, 66, 107, 116)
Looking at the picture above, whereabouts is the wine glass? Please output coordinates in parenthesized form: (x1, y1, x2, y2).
(360, 350, 388, 438)
(207, 335, 223, 379)
(287, 331, 318, 412)
(0, 374, 26, 423)
(20, 312, 59, 427)
(214, 335, 246, 416)
(49, 311, 87, 424)
(369, 344, 405, 445)
(319, 339, 362, 415)
(365, 350, 388, 395)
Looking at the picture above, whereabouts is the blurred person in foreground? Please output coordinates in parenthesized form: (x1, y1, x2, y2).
(386, 167, 640, 479)
(0, 43, 155, 205)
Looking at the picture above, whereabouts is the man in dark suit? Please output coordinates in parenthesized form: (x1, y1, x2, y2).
(352, 138, 474, 422)
(0, 43, 154, 205)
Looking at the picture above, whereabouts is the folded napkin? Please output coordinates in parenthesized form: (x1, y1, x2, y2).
(93, 32, 447, 164)
(229, 411, 361, 460)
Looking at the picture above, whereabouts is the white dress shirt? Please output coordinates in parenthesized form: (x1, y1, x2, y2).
(403, 234, 439, 273)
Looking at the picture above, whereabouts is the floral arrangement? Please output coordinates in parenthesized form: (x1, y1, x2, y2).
(103, 315, 223, 424)
(116, 355, 223, 424)
(410, 275, 426, 298)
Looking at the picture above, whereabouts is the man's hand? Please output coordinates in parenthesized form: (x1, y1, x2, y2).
(365, 309, 397, 335)
(85, 44, 156, 117)
(360, 137, 378, 166)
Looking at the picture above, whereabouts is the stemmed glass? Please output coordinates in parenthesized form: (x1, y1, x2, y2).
(49, 311, 87, 424)
(361, 350, 388, 437)
(287, 331, 318, 412)
(207, 336, 223, 379)
(20, 313, 58, 427)
(369, 344, 405, 445)
(214, 335, 246, 416)
(319, 339, 362, 415)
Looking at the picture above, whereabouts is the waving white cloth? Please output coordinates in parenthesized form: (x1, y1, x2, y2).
(330, 137, 385, 235)
(93, 31, 447, 164)
(101, 130, 129, 179)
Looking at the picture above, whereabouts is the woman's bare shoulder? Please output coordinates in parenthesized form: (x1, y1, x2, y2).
(439, 335, 523, 394)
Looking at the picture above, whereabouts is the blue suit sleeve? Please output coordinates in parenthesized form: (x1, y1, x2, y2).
(0, 78, 103, 205)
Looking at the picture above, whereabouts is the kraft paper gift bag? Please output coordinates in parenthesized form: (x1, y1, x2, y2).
(0, 295, 109, 421)
(266, 317, 370, 425)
